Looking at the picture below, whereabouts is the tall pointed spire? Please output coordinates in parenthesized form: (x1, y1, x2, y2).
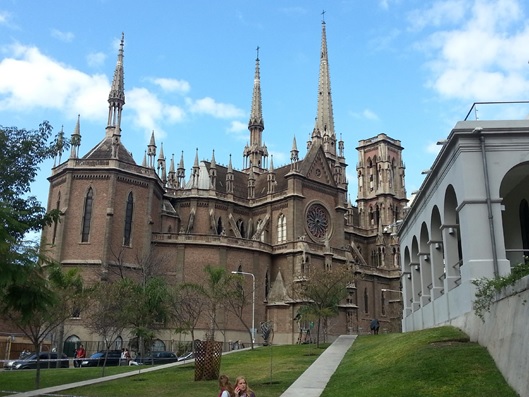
(314, 17, 336, 156)
(249, 46, 263, 129)
(243, 46, 267, 173)
(106, 33, 125, 136)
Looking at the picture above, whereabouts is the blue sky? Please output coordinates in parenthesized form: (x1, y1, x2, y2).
(1, 0, 529, 210)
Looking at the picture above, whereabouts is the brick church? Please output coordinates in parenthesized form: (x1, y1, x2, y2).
(42, 21, 407, 347)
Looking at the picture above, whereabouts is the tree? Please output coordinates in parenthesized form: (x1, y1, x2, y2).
(0, 265, 86, 389)
(195, 265, 230, 341)
(105, 245, 170, 358)
(291, 265, 355, 347)
(125, 277, 170, 357)
(169, 283, 207, 349)
(225, 273, 255, 349)
(84, 281, 130, 375)
(0, 121, 65, 291)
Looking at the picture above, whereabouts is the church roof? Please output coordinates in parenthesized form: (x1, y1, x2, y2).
(82, 136, 136, 165)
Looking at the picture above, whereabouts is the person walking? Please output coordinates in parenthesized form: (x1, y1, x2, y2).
(370, 318, 380, 335)
(74, 344, 86, 367)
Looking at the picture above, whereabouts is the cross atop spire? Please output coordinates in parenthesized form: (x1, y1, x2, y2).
(321, 9, 326, 23)
(256, 45, 260, 61)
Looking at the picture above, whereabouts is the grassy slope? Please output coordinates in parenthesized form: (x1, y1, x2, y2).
(321, 326, 517, 397)
(0, 327, 517, 397)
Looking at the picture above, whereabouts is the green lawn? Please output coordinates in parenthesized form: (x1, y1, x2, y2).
(0, 344, 324, 397)
(0, 327, 517, 397)
(321, 326, 517, 397)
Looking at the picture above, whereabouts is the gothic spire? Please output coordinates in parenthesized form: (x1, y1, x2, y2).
(249, 46, 263, 130)
(106, 33, 125, 136)
(244, 46, 267, 173)
(314, 19, 336, 155)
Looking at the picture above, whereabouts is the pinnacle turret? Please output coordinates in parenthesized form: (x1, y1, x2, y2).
(70, 114, 81, 159)
(106, 33, 125, 136)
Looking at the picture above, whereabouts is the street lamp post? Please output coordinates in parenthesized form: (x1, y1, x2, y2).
(231, 271, 255, 346)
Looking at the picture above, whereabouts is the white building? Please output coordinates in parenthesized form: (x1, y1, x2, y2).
(397, 114, 529, 396)
(399, 118, 529, 331)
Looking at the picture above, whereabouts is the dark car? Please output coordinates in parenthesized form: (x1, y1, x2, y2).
(80, 350, 122, 367)
(139, 351, 178, 365)
(11, 352, 69, 370)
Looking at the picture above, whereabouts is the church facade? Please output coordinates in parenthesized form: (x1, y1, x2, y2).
(42, 22, 408, 347)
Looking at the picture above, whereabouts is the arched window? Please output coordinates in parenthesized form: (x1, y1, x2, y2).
(364, 288, 369, 314)
(114, 336, 123, 350)
(81, 188, 94, 242)
(217, 217, 224, 235)
(123, 192, 133, 246)
(151, 339, 166, 352)
(52, 192, 61, 245)
(277, 213, 286, 243)
(381, 291, 386, 316)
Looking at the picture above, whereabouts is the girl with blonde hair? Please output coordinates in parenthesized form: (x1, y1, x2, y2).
(233, 376, 255, 397)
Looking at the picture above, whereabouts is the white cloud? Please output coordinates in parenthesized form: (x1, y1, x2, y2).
(425, 141, 442, 155)
(408, 0, 467, 31)
(269, 150, 287, 166)
(379, 0, 401, 11)
(186, 97, 245, 119)
(415, 0, 529, 102)
(227, 120, 247, 133)
(151, 77, 190, 94)
(86, 52, 106, 68)
(0, 10, 15, 28)
(127, 87, 186, 141)
(349, 108, 380, 120)
(51, 29, 74, 43)
(362, 109, 379, 120)
(165, 104, 186, 123)
(0, 44, 108, 119)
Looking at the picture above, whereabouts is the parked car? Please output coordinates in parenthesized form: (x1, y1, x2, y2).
(139, 351, 178, 365)
(80, 350, 122, 367)
(10, 352, 69, 370)
(177, 351, 195, 361)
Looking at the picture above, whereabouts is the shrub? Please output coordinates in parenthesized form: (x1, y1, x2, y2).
(472, 257, 529, 321)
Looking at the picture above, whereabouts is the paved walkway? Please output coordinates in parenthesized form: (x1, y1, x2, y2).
(8, 336, 357, 397)
(279, 335, 357, 397)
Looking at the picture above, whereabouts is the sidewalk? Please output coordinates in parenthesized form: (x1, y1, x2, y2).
(8, 336, 356, 397)
(280, 335, 357, 397)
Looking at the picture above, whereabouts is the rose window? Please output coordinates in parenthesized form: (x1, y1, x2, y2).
(306, 203, 329, 239)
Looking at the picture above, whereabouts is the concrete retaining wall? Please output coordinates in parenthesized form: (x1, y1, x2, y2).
(449, 275, 529, 397)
